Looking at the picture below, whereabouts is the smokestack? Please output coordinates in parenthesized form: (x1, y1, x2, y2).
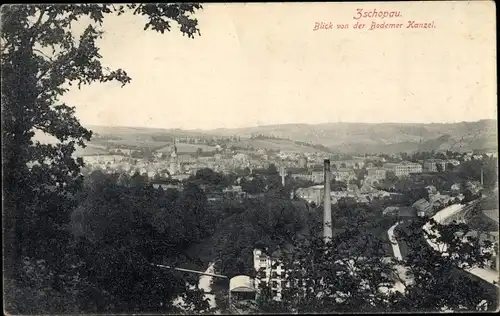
(323, 159, 332, 242)
(481, 167, 484, 186)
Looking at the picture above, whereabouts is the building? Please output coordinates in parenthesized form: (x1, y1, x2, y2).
(367, 167, 387, 180)
(331, 160, 365, 169)
(398, 206, 418, 220)
(169, 140, 181, 175)
(232, 153, 250, 168)
(363, 176, 382, 187)
(429, 193, 454, 207)
(423, 159, 448, 172)
(295, 185, 324, 205)
(223, 186, 246, 199)
(463, 181, 483, 196)
(298, 156, 307, 168)
(311, 170, 324, 183)
(383, 206, 401, 216)
(383, 162, 422, 177)
(346, 184, 359, 193)
(426, 185, 438, 195)
(172, 174, 190, 181)
(451, 183, 462, 193)
(446, 159, 461, 166)
(152, 183, 183, 191)
(290, 173, 314, 182)
(412, 198, 434, 217)
(80, 154, 126, 164)
(253, 249, 286, 301)
(332, 168, 356, 182)
(229, 275, 256, 302)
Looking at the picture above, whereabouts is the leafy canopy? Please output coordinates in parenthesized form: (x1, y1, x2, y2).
(2, 3, 203, 314)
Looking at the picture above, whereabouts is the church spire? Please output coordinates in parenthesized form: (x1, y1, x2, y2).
(169, 138, 179, 175)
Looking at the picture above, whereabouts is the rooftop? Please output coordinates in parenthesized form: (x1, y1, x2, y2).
(334, 168, 354, 173)
(482, 209, 499, 225)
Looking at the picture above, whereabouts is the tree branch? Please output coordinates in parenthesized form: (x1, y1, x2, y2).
(33, 48, 53, 61)
(29, 7, 47, 46)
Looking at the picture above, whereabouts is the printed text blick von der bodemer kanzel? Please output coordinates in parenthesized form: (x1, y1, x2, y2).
(313, 9, 436, 31)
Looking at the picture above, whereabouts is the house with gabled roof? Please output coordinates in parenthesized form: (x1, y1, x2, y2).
(412, 198, 434, 217)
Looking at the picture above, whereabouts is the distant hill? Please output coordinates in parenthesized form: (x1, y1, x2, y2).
(203, 120, 497, 154)
(85, 125, 219, 153)
(87, 125, 211, 138)
(157, 143, 217, 154)
(33, 120, 497, 155)
(226, 138, 330, 153)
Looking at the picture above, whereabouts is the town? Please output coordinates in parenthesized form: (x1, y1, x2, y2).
(3, 3, 497, 315)
(73, 133, 499, 313)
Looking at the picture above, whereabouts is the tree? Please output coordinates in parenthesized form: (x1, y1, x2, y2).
(436, 163, 444, 173)
(2, 3, 203, 314)
(446, 163, 455, 172)
(355, 167, 368, 182)
(193, 168, 227, 187)
(331, 180, 347, 191)
(386, 171, 398, 183)
(255, 221, 399, 313)
(68, 172, 213, 313)
(285, 178, 315, 194)
(400, 152, 410, 161)
(394, 217, 496, 312)
(241, 176, 265, 195)
(266, 163, 279, 175)
(255, 217, 496, 313)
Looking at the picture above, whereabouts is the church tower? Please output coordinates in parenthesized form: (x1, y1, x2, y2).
(279, 163, 286, 187)
(169, 139, 180, 175)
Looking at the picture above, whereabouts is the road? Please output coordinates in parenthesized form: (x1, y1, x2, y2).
(388, 222, 403, 260)
(386, 221, 412, 293)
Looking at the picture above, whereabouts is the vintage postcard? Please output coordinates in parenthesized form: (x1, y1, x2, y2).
(1, 1, 498, 315)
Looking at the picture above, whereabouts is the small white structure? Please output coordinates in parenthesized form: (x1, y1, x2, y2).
(229, 275, 256, 303)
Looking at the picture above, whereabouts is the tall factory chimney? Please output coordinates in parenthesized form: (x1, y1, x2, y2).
(323, 159, 332, 242)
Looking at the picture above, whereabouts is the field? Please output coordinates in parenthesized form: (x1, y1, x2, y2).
(157, 143, 218, 153)
(73, 145, 109, 156)
(91, 138, 170, 149)
(227, 138, 328, 153)
(158, 143, 215, 154)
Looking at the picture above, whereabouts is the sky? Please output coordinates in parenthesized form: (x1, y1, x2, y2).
(62, 2, 497, 130)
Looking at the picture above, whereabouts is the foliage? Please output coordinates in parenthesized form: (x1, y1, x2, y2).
(240, 175, 266, 195)
(70, 171, 213, 313)
(2, 3, 203, 314)
(386, 170, 398, 182)
(210, 195, 310, 279)
(255, 213, 496, 313)
(255, 230, 398, 312)
(285, 177, 315, 194)
(394, 217, 496, 312)
(458, 157, 497, 190)
(190, 168, 230, 188)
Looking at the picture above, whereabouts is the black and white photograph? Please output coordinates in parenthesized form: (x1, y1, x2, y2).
(1, 2, 498, 314)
